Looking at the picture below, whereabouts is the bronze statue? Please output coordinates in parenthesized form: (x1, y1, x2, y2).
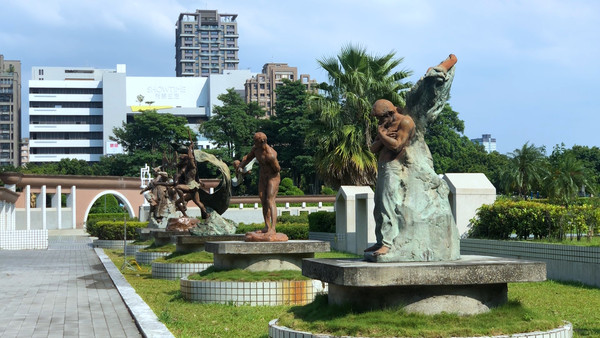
(365, 100, 416, 257)
(171, 142, 208, 219)
(237, 132, 288, 242)
(365, 54, 461, 263)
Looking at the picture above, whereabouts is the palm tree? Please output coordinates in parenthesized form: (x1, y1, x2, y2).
(499, 142, 546, 197)
(544, 152, 592, 207)
(308, 44, 412, 187)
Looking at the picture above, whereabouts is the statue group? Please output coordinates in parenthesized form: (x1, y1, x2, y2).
(141, 133, 286, 242)
(141, 54, 460, 256)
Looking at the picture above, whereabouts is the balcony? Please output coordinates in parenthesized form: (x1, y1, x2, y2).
(220, 46, 239, 51)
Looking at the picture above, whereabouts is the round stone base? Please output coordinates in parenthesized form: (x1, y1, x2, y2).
(151, 262, 212, 280)
(92, 239, 133, 249)
(135, 251, 170, 265)
(268, 319, 573, 338)
(180, 278, 326, 306)
(328, 283, 507, 315)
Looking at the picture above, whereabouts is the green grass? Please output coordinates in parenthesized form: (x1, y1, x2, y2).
(140, 243, 176, 253)
(524, 236, 600, 247)
(188, 266, 309, 281)
(105, 249, 600, 337)
(315, 250, 362, 259)
(154, 251, 213, 263)
(131, 239, 154, 246)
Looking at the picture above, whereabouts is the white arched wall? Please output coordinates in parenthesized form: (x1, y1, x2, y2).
(83, 190, 135, 227)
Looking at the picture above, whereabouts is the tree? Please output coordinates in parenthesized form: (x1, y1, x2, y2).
(544, 145, 594, 206)
(267, 79, 315, 189)
(308, 44, 412, 187)
(424, 104, 490, 174)
(111, 110, 194, 153)
(198, 88, 263, 161)
(499, 142, 547, 197)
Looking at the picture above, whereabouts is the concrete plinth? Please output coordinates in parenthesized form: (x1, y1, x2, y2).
(175, 234, 244, 253)
(205, 240, 330, 272)
(152, 230, 189, 246)
(302, 255, 546, 315)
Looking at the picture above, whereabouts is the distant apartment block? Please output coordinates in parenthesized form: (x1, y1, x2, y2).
(28, 64, 252, 163)
(245, 63, 317, 116)
(175, 9, 239, 77)
(0, 55, 21, 167)
(471, 133, 497, 153)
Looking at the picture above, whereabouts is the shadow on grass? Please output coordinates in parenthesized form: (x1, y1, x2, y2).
(287, 295, 529, 323)
(551, 279, 600, 290)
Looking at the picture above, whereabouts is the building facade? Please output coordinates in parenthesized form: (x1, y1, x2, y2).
(471, 134, 497, 153)
(0, 55, 21, 167)
(28, 64, 252, 163)
(245, 63, 317, 116)
(175, 9, 239, 77)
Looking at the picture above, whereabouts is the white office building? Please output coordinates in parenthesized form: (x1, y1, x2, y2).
(28, 65, 252, 163)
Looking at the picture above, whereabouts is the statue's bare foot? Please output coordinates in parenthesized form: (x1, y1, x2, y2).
(261, 226, 269, 233)
(364, 244, 382, 252)
(372, 246, 390, 256)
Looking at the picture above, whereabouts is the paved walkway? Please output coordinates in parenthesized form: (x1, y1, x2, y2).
(0, 231, 144, 338)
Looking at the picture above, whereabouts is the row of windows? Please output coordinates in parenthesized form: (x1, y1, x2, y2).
(0, 79, 13, 85)
(31, 132, 103, 140)
(30, 102, 103, 108)
(30, 88, 102, 94)
(30, 115, 102, 124)
(31, 147, 103, 154)
(0, 95, 14, 102)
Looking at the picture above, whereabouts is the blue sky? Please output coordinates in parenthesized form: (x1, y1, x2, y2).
(1, 0, 599, 154)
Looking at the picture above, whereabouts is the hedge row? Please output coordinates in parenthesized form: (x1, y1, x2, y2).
(87, 221, 148, 240)
(236, 223, 308, 240)
(308, 211, 336, 233)
(469, 200, 600, 240)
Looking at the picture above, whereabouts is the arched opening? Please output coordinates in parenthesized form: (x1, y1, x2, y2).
(83, 190, 134, 227)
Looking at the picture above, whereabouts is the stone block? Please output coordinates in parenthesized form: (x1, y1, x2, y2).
(302, 255, 546, 315)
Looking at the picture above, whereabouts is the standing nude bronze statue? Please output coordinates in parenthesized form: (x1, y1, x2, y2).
(237, 132, 288, 242)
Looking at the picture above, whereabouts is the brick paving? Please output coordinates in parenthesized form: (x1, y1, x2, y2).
(0, 232, 142, 338)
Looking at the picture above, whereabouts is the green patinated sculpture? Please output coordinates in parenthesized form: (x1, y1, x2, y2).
(364, 54, 460, 262)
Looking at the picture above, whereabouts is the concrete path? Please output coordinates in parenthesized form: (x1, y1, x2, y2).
(0, 230, 164, 337)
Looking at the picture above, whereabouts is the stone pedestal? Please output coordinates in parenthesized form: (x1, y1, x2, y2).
(152, 230, 189, 246)
(205, 240, 330, 272)
(302, 255, 546, 315)
(175, 234, 244, 253)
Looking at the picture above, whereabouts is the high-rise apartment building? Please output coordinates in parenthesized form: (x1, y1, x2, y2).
(175, 9, 239, 77)
(0, 55, 21, 167)
(245, 63, 317, 116)
(471, 133, 497, 153)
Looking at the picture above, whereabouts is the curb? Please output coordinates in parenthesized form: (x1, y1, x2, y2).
(95, 248, 174, 338)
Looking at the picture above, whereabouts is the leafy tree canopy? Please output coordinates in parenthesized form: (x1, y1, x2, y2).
(198, 88, 263, 161)
(111, 109, 195, 153)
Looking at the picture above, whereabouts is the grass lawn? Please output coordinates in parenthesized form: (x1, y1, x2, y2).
(106, 249, 600, 337)
(525, 236, 600, 247)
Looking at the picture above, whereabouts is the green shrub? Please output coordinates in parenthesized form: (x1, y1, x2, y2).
(86, 213, 137, 238)
(235, 222, 308, 240)
(320, 186, 337, 195)
(308, 211, 336, 233)
(469, 200, 600, 240)
(278, 177, 305, 196)
(92, 221, 148, 240)
(278, 213, 308, 224)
